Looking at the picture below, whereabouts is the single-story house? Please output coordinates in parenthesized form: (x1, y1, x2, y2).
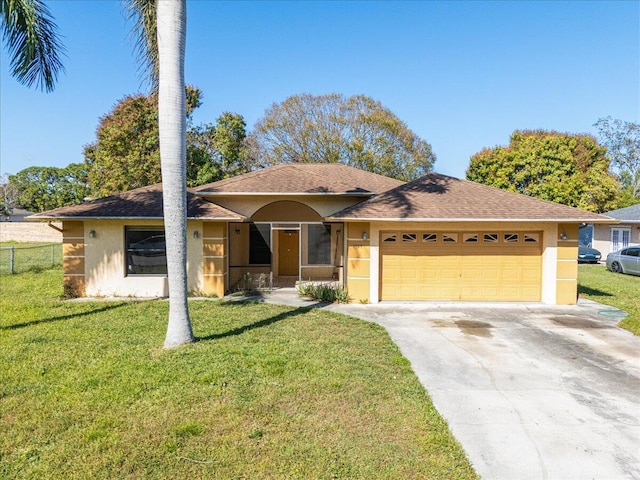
(592, 203, 640, 257)
(29, 163, 615, 304)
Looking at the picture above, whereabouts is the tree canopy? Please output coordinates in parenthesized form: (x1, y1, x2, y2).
(9, 163, 90, 212)
(466, 130, 620, 213)
(84, 87, 247, 196)
(249, 93, 436, 181)
(84, 93, 161, 197)
(594, 117, 640, 200)
(187, 112, 250, 186)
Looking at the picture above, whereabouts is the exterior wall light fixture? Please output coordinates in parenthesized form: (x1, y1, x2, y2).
(560, 232, 568, 241)
(235, 227, 241, 234)
(193, 230, 200, 239)
(89, 230, 96, 238)
(362, 231, 368, 240)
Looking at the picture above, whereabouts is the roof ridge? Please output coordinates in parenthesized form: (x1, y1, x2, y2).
(196, 165, 289, 191)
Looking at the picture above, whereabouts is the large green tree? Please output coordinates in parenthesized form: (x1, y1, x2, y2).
(187, 112, 250, 186)
(9, 163, 90, 212)
(84, 93, 162, 197)
(249, 93, 436, 181)
(85, 89, 248, 196)
(594, 117, 640, 200)
(83, 86, 215, 197)
(466, 130, 620, 213)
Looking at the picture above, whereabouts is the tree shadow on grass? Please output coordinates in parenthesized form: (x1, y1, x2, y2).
(0, 302, 130, 331)
(578, 285, 613, 297)
(196, 303, 322, 342)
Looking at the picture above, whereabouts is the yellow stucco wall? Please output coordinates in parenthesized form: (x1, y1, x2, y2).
(62, 221, 85, 297)
(202, 222, 227, 297)
(556, 223, 579, 305)
(346, 222, 370, 302)
(82, 219, 205, 297)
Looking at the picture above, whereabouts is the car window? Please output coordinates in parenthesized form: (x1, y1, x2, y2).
(625, 249, 640, 257)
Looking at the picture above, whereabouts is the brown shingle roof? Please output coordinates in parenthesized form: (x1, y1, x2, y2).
(28, 184, 244, 220)
(195, 163, 404, 195)
(328, 173, 617, 222)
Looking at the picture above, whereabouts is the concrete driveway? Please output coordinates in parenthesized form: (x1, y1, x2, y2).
(262, 292, 640, 479)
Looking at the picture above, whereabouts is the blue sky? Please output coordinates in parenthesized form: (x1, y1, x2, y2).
(1, 1, 638, 179)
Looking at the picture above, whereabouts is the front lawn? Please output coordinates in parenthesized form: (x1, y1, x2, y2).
(0, 267, 476, 479)
(578, 264, 640, 335)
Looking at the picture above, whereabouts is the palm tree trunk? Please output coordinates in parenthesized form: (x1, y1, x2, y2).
(157, 0, 194, 348)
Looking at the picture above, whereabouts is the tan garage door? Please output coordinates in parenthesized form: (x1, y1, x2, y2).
(380, 231, 542, 301)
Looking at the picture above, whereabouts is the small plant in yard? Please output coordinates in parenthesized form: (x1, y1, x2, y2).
(296, 282, 351, 303)
(235, 272, 271, 293)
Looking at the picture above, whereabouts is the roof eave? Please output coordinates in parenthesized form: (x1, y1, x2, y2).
(27, 215, 245, 221)
(325, 216, 621, 224)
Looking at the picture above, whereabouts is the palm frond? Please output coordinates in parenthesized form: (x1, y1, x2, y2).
(0, 0, 65, 92)
(124, 0, 157, 91)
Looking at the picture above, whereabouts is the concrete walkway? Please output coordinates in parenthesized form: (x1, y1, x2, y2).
(246, 290, 640, 480)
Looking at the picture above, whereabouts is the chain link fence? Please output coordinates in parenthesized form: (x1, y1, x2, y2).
(0, 243, 63, 275)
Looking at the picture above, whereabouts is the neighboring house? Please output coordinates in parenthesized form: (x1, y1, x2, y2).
(593, 204, 640, 257)
(28, 163, 614, 304)
(1, 207, 34, 222)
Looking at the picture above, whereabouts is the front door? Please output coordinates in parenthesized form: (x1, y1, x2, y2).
(278, 230, 299, 276)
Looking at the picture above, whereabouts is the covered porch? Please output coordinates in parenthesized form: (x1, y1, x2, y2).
(228, 220, 345, 291)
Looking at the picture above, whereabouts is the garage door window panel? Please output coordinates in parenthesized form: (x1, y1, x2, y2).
(463, 233, 478, 243)
(383, 233, 397, 243)
(402, 233, 417, 243)
(483, 233, 498, 243)
(504, 233, 518, 243)
(422, 233, 437, 242)
(524, 233, 540, 243)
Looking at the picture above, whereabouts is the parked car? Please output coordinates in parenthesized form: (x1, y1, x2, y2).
(578, 245, 601, 264)
(606, 246, 640, 276)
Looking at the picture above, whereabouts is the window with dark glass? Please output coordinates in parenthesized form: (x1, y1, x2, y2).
(126, 227, 167, 275)
(307, 224, 331, 264)
(249, 224, 271, 265)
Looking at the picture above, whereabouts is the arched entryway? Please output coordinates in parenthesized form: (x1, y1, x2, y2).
(228, 201, 344, 290)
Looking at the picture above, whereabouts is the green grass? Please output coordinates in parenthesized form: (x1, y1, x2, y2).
(578, 264, 640, 335)
(0, 241, 62, 275)
(0, 267, 477, 479)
